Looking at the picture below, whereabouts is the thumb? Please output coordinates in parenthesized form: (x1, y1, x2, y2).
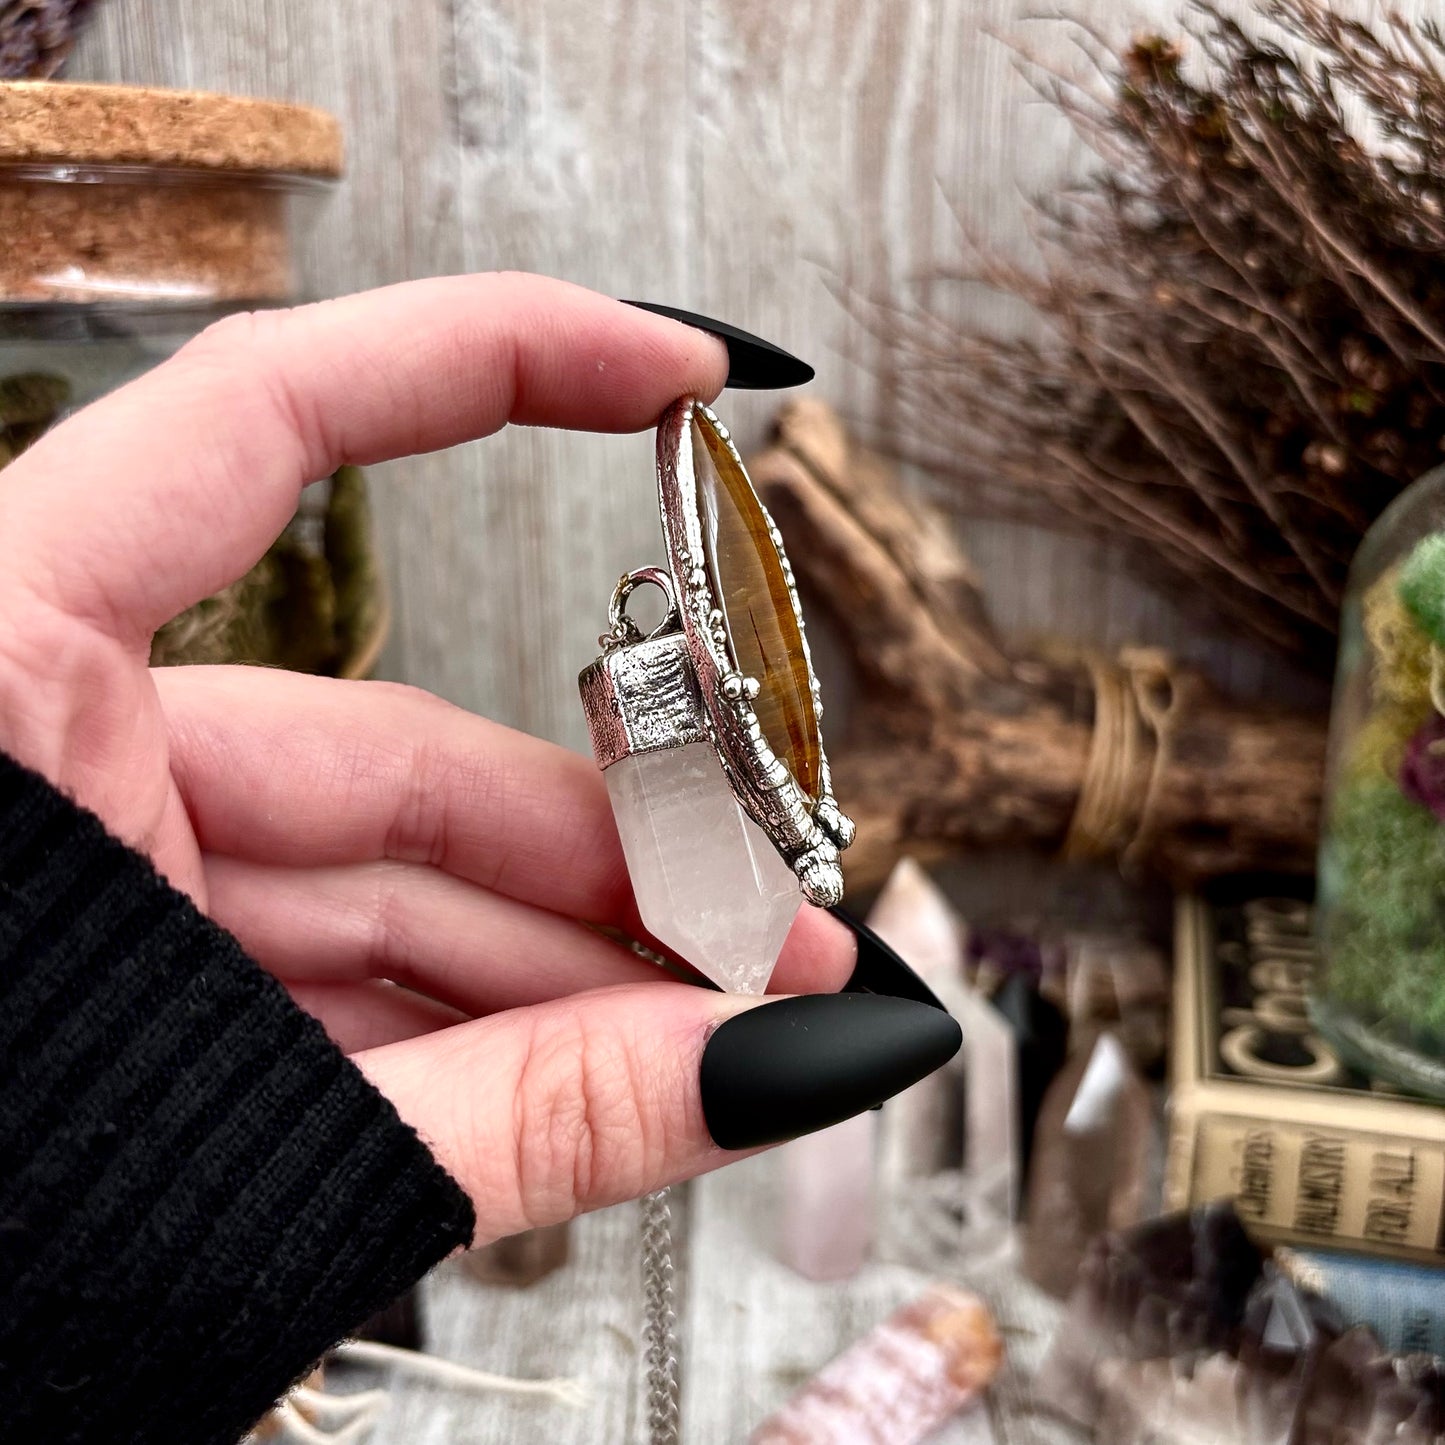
(354, 983, 960, 1244)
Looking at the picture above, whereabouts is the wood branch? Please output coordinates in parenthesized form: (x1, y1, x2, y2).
(748, 401, 1327, 890)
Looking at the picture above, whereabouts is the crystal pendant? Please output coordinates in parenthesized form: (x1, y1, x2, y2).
(578, 398, 853, 993)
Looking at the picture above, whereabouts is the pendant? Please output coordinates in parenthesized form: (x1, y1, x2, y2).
(579, 398, 855, 993)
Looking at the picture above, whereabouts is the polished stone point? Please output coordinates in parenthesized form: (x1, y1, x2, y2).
(605, 742, 801, 994)
(693, 412, 822, 801)
(750, 1284, 1003, 1444)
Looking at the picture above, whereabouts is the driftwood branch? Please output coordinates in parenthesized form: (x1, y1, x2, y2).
(749, 400, 1326, 889)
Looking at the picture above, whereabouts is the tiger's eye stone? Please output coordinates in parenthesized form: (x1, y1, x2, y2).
(693, 414, 822, 801)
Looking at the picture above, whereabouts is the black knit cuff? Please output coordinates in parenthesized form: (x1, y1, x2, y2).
(0, 750, 476, 1445)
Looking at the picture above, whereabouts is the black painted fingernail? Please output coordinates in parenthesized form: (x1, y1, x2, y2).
(620, 300, 815, 389)
(699, 993, 962, 1150)
(831, 906, 950, 1012)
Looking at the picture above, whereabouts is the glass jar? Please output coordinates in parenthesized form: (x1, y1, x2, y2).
(1312, 463, 1445, 1099)
(0, 80, 340, 419)
(0, 83, 381, 678)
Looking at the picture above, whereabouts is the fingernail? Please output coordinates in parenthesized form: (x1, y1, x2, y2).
(619, 300, 815, 390)
(831, 906, 950, 1013)
(699, 993, 962, 1150)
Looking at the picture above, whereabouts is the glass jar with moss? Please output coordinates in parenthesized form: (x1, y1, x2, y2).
(0, 81, 384, 677)
(1313, 464, 1445, 1099)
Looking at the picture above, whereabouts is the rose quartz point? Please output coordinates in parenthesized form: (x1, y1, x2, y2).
(750, 1284, 1003, 1445)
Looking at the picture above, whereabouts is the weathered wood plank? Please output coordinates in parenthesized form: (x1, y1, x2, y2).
(360, 1203, 649, 1443)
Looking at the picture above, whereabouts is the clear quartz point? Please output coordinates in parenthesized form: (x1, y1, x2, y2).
(605, 741, 801, 994)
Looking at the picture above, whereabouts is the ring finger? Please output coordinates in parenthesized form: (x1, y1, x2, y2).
(204, 854, 856, 1016)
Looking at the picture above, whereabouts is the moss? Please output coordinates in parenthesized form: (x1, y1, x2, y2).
(1341, 700, 1428, 786)
(1363, 564, 1434, 707)
(1397, 532, 1445, 647)
(1318, 779, 1445, 1047)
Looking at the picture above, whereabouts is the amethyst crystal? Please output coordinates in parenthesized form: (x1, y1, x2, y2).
(0, 0, 97, 79)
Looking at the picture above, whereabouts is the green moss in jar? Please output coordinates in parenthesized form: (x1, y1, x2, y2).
(1314, 483, 1445, 1098)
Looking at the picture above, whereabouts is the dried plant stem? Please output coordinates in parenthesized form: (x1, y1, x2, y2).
(868, 0, 1445, 672)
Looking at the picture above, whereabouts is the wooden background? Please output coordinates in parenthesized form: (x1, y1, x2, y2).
(69, 2, 1418, 1440)
(74, 0, 1326, 760)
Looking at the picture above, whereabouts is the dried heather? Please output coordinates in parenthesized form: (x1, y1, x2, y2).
(882, 1, 1445, 670)
(0, 0, 97, 79)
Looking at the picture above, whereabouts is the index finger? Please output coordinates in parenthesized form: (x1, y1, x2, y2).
(0, 273, 727, 643)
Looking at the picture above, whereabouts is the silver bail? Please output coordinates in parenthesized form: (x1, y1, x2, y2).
(580, 568, 708, 770)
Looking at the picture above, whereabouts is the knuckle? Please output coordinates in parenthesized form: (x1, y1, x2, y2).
(511, 1010, 650, 1225)
(179, 306, 284, 365)
(366, 864, 413, 982)
(176, 306, 331, 473)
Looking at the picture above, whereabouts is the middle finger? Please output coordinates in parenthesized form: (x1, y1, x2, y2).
(160, 664, 641, 927)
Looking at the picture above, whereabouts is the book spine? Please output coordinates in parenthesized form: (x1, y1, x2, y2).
(1276, 1248, 1445, 1357)
(1167, 1102, 1445, 1264)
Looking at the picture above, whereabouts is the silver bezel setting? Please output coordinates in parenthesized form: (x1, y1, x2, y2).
(579, 396, 853, 907)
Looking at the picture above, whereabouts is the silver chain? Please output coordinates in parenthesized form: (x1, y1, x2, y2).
(639, 1187, 681, 1444)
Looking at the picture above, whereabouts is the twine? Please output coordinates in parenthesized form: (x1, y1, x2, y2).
(1062, 646, 1179, 871)
(254, 1341, 586, 1443)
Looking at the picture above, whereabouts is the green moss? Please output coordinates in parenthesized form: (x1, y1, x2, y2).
(1397, 532, 1445, 647)
(1341, 701, 1428, 785)
(1319, 780, 1445, 1047)
(1363, 565, 1434, 707)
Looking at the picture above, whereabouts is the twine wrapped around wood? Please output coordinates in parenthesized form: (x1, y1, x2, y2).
(746, 400, 1327, 888)
(1059, 646, 1179, 871)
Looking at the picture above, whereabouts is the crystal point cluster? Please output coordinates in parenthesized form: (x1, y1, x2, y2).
(1038, 1203, 1445, 1444)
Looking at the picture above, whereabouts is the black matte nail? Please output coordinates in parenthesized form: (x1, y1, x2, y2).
(699, 992, 962, 1150)
(620, 300, 815, 390)
(831, 906, 950, 1013)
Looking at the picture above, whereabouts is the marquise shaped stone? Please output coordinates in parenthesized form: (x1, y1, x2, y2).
(692, 411, 823, 801)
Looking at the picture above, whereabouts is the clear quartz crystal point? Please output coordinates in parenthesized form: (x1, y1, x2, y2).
(606, 741, 801, 994)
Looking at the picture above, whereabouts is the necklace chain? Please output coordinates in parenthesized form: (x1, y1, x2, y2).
(640, 1187, 681, 1444)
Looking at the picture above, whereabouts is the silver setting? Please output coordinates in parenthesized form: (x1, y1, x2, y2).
(579, 624, 709, 770)
(578, 396, 853, 907)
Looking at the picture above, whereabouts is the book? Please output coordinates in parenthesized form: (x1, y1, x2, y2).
(1275, 1247, 1445, 1357)
(1165, 879, 1445, 1264)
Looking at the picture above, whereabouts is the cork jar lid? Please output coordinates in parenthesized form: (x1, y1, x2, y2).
(0, 81, 343, 178)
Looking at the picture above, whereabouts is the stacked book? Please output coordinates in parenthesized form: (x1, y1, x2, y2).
(1165, 879, 1444, 1354)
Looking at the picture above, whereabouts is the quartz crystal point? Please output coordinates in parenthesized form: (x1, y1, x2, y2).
(750, 1284, 1003, 1445)
(779, 1112, 875, 1281)
(1022, 1030, 1152, 1297)
(605, 741, 801, 994)
(867, 860, 968, 1184)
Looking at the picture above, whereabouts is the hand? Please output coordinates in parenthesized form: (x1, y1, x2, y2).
(0, 273, 860, 1242)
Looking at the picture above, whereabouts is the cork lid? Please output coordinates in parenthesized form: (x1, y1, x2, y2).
(0, 81, 343, 178)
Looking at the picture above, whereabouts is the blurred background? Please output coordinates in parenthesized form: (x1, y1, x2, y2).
(71, 0, 1306, 750)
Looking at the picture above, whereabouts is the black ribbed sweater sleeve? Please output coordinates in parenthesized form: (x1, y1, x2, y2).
(0, 750, 476, 1445)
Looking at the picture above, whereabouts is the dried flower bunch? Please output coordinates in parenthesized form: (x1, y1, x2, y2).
(0, 0, 96, 78)
(888, 0, 1445, 670)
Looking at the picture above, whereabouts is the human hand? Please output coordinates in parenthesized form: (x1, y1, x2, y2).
(0, 273, 956, 1243)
